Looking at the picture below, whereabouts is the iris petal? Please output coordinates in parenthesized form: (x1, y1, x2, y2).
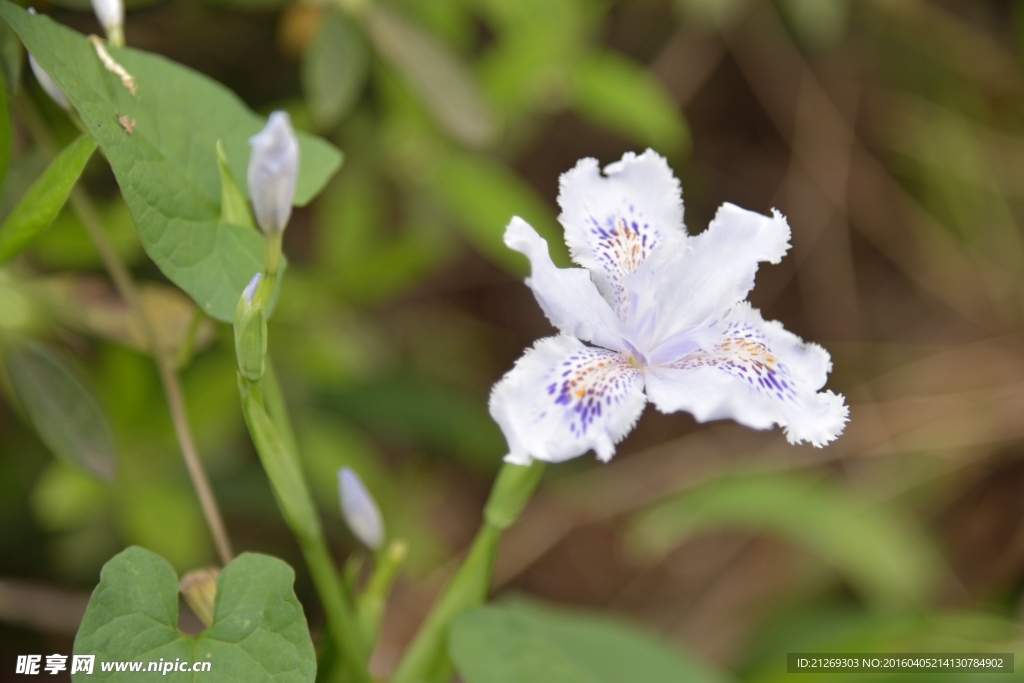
(644, 303, 848, 447)
(557, 150, 685, 321)
(626, 202, 792, 351)
(505, 217, 626, 353)
(489, 335, 646, 464)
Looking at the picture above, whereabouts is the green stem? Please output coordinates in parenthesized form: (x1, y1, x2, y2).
(393, 526, 499, 683)
(238, 376, 371, 683)
(265, 231, 283, 278)
(391, 461, 545, 683)
(300, 534, 372, 679)
(107, 25, 125, 48)
(263, 356, 299, 458)
(359, 540, 408, 645)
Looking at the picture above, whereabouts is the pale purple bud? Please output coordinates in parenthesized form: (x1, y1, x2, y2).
(247, 112, 299, 236)
(242, 272, 262, 305)
(339, 468, 384, 550)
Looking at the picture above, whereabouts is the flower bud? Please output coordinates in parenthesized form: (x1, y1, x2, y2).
(90, 0, 124, 46)
(339, 467, 385, 550)
(26, 25, 71, 112)
(29, 56, 70, 110)
(234, 273, 267, 382)
(242, 271, 262, 304)
(179, 566, 219, 628)
(247, 112, 299, 236)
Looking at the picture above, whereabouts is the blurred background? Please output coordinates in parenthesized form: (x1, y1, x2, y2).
(3, 0, 1024, 680)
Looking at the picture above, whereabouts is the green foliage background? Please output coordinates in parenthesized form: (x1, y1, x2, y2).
(2, 0, 1024, 680)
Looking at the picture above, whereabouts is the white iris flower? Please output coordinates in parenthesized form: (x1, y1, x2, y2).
(490, 150, 849, 465)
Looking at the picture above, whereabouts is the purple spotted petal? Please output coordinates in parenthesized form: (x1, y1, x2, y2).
(644, 302, 848, 447)
(489, 335, 646, 464)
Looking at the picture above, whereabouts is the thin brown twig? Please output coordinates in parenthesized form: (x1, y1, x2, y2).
(68, 190, 234, 565)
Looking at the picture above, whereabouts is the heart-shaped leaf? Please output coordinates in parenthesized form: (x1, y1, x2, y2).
(73, 546, 316, 682)
(0, 2, 343, 321)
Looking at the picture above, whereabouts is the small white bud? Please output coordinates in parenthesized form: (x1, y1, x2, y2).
(24, 14, 72, 112)
(27, 45, 70, 111)
(242, 272, 262, 305)
(339, 467, 385, 550)
(247, 111, 299, 236)
(90, 0, 124, 46)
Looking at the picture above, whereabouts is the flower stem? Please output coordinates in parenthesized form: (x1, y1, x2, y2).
(264, 231, 283, 278)
(262, 356, 298, 457)
(106, 25, 125, 48)
(359, 540, 409, 645)
(237, 375, 371, 683)
(391, 460, 545, 683)
(300, 535, 372, 680)
(15, 94, 234, 565)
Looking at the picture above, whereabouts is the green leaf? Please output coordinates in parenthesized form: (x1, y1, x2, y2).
(450, 600, 729, 683)
(432, 151, 567, 272)
(628, 472, 939, 608)
(238, 375, 321, 542)
(302, 9, 369, 130)
(0, 134, 96, 265)
(364, 5, 498, 148)
(3, 338, 117, 482)
(216, 140, 254, 229)
(0, 17, 21, 93)
(0, 2, 343, 321)
(73, 546, 316, 683)
(573, 52, 689, 153)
